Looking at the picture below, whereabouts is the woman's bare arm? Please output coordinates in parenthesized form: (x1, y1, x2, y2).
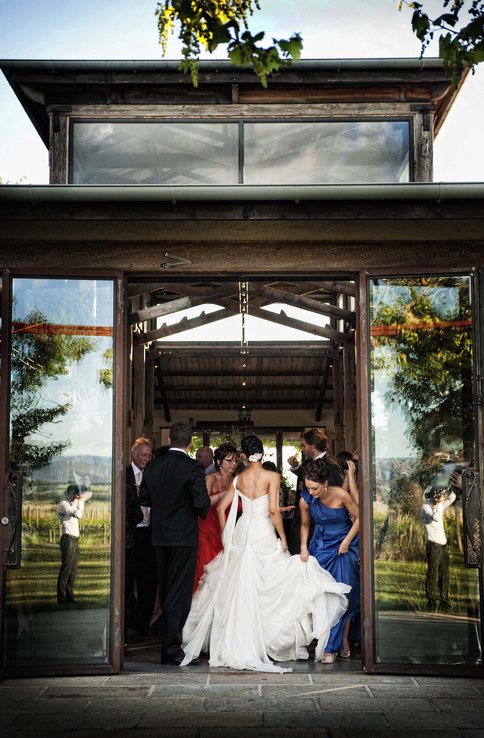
(268, 473, 288, 551)
(299, 497, 311, 561)
(337, 488, 359, 554)
(217, 481, 235, 532)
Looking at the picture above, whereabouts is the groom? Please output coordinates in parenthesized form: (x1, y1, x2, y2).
(139, 421, 211, 665)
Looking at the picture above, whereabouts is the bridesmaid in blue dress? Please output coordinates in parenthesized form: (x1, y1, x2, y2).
(300, 458, 360, 664)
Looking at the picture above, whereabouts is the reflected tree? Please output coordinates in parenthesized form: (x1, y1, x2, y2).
(10, 309, 95, 471)
(371, 276, 473, 460)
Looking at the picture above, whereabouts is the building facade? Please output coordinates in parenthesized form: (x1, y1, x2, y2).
(0, 59, 483, 677)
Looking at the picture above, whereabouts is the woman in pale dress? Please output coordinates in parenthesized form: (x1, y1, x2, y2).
(181, 435, 350, 672)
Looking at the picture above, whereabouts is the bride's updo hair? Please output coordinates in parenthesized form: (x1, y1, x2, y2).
(304, 458, 331, 484)
(241, 434, 263, 459)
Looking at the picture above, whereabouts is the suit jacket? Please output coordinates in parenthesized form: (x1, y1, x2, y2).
(139, 450, 211, 547)
(125, 465, 143, 548)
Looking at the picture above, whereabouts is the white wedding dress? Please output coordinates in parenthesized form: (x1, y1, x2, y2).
(181, 479, 350, 672)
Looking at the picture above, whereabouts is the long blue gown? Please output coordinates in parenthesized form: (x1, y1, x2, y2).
(301, 489, 360, 654)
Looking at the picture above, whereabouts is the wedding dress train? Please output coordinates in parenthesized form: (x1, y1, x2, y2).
(181, 480, 350, 672)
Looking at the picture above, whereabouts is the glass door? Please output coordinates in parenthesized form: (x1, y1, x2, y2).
(360, 271, 483, 672)
(0, 274, 125, 675)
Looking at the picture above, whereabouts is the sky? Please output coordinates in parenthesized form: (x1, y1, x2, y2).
(0, 0, 481, 461)
(0, 0, 483, 184)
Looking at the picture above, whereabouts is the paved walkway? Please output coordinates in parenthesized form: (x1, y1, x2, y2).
(1, 657, 484, 738)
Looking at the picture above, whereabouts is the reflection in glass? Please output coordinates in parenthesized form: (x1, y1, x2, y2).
(370, 275, 480, 665)
(244, 121, 410, 184)
(71, 119, 410, 186)
(72, 122, 239, 185)
(4, 278, 114, 667)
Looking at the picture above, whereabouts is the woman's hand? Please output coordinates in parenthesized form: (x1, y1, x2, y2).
(279, 504, 295, 513)
(345, 460, 357, 478)
(338, 540, 349, 555)
(300, 545, 309, 562)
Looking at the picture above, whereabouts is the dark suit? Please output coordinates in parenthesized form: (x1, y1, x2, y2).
(139, 449, 210, 662)
(288, 455, 344, 555)
(125, 474, 144, 636)
(125, 464, 158, 634)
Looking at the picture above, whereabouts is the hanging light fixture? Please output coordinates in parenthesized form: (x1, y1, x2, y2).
(238, 281, 250, 422)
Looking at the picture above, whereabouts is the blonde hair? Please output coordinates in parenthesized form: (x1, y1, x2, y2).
(131, 437, 153, 454)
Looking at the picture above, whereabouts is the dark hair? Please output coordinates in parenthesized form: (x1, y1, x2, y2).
(262, 461, 278, 473)
(336, 450, 353, 467)
(301, 428, 328, 452)
(65, 484, 81, 500)
(241, 434, 263, 458)
(169, 422, 192, 448)
(153, 445, 170, 459)
(214, 442, 238, 470)
(304, 458, 331, 484)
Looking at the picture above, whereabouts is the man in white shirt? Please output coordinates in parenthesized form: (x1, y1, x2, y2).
(57, 484, 92, 605)
(421, 486, 457, 611)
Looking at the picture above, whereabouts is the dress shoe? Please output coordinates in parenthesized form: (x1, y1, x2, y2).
(160, 655, 202, 666)
(160, 657, 184, 665)
(160, 650, 185, 666)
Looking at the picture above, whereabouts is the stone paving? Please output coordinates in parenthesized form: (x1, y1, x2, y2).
(1, 664, 484, 738)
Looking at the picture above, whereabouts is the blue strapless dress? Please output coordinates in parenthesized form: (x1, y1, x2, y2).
(301, 490, 360, 653)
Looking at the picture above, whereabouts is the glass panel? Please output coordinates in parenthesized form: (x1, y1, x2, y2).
(370, 275, 481, 665)
(3, 277, 115, 668)
(72, 122, 239, 185)
(71, 120, 410, 186)
(244, 121, 410, 184)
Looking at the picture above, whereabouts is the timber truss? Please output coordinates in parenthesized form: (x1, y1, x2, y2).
(128, 278, 356, 437)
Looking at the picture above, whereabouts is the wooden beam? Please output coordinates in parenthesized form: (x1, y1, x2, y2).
(156, 369, 331, 378)
(254, 285, 355, 324)
(154, 398, 328, 408)
(150, 341, 338, 359)
(137, 306, 238, 343)
(162, 383, 326, 392)
(315, 357, 331, 422)
(155, 360, 171, 422)
(152, 342, 339, 358)
(129, 287, 238, 324)
(300, 281, 356, 298)
(248, 305, 353, 343)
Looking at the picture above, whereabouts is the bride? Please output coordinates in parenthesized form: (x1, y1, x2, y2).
(181, 434, 350, 672)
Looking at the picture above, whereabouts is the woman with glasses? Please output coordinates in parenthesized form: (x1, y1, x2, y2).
(193, 442, 239, 591)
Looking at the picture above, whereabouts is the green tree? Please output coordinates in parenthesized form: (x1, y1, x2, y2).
(10, 309, 95, 470)
(156, 1, 484, 87)
(156, 0, 302, 86)
(401, 0, 484, 83)
(371, 277, 473, 458)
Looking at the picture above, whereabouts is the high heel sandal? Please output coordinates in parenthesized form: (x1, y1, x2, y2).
(321, 652, 336, 664)
(339, 647, 351, 659)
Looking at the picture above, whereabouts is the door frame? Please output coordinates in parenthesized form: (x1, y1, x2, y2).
(358, 266, 484, 676)
(0, 267, 126, 677)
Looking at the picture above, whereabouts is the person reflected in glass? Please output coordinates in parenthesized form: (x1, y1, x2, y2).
(300, 458, 360, 663)
(421, 484, 457, 612)
(194, 442, 238, 591)
(57, 484, 92, 605)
